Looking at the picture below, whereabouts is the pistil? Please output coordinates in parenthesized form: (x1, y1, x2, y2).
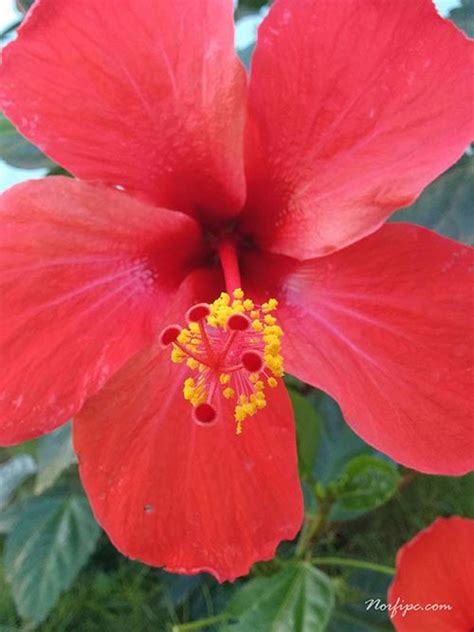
(218, 236, 241, 294)
(160, 289, 284, 433)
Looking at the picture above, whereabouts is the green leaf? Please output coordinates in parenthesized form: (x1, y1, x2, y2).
(0, 499, 28, 534)
(313, 394, 373, 485)
(449, 0, 474, 37)
(223, 562, 335, 632)
(290, 391, 321, 480)
(4, 490, 101, 624)
(329, 610, 392, 632)
(237, 0, 268, 10)
(160, 573, 204, 608)
(332, 456, 400, 512)
(0, 112, 53, 169)
(328, 570, 392, 632)
(16, 0, 35, 13)
(392, 152, 474, 245)
(35, 423, 76, 495)
(0, 455, 36, 510)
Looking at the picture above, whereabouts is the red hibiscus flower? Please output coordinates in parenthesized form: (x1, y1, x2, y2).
(388, 516, 474, 631)
(0, 0, 473, 581)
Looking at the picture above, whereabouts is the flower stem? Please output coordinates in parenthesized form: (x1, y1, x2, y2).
(172, 613, 229, 632)
(218, 237, 242, 294)
(295, 488, 334, 559)
(312, 556, 395, 576)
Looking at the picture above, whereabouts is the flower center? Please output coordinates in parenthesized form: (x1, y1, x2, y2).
(160, 289, 284, 434)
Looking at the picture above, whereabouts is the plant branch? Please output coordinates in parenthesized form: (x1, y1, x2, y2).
(312, 556, 395, 576)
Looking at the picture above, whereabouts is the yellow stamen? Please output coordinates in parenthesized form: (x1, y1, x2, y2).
(167, 289, 285, 434)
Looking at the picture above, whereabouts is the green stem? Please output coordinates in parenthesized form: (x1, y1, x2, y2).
(172, 613, 230, 632)
(312, 556, 395, 576)
(295, 513, 322, 557)
(295, 489, 335, 558)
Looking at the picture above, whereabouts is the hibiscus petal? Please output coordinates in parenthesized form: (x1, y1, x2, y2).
(0, 0, 246, 223)
(73, 272, 302, 581)
(0, 177, 204, 445)
(388, 517, 474, 631)
(242, 0, 474, 258)
(243, 224, 474, 475)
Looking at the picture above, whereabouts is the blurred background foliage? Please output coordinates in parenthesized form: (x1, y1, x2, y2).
(0, 0, 473, 630)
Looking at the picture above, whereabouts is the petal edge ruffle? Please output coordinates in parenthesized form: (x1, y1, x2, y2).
(74, 271, 303, 582)
(0, 0, 247, 223)
(244, 223, 474, 474)
(242, 0, 474, 258)
(0, 177, 203, 444)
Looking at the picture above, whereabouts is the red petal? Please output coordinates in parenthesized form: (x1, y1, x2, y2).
(73, 273, 302, 581)
(242, 0, 474, 258)
(243, 224, 474, 475)
(0, 178, 204, 445)
(0, 0, 246, 223)
(388, 517, 474, 631)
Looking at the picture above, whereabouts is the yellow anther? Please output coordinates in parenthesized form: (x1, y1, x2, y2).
(252, 319, 263, 332)
(262, 298, 278, 313)
(177, 331, 190, 344)
(171, 348, 185, 363)
(223, 387, 235, 399)
(235, 406, 246, 423)
(246, 403, 257, 415)
(264, 324, 283, 336)
(231, 300, 245, 313)
(167, 289, 284, 432)
(265, 340, 281, 354)
(183, 376, 207, 406)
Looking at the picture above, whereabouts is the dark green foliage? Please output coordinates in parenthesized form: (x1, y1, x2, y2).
(4, 490, 101, 624)
(236, 0, 270, 15)
(393, 152, 474, 245)
(35, 423, 76, 494)
(449, 0, 474, 37)
(291, 390, 321, 481)
(340, 471, 474, 566)
(16, 0, 35, 13)
(332, 456, 400, 513)
(0, 455, 36, 509)
(0, 113, 54, 170)
(223, 562, 335, 632)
